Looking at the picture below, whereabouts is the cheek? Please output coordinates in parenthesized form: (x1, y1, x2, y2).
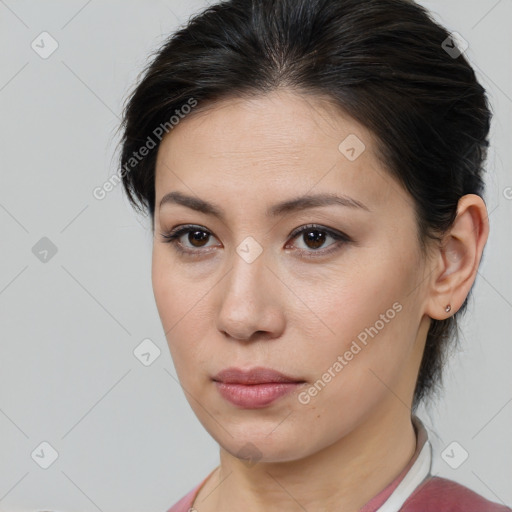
(151, 246, 217, 381)
(290, 242, 420, 380)
(152, 249, 196, 363)
(152, 246, 207, 324)
(152, 248, 181, 328)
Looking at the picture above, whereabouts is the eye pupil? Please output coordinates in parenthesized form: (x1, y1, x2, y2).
(189, 230, 209, 247)
(304, 230, 326, 249)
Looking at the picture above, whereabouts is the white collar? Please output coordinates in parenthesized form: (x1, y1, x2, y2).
(375, 418, 432, 512)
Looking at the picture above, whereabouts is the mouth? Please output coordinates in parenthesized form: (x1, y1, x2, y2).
(212, 366, 306, 408)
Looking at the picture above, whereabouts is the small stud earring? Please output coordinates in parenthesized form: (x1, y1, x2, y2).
(445, 304, 452, 313)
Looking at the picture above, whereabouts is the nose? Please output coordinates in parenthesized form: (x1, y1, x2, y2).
(216, 248, 286, 342)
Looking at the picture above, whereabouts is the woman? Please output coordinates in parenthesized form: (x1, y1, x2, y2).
(118, 0, 511, 510)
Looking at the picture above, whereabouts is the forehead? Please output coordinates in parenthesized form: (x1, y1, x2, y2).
(154, 90, 402, 211)
(158, 90, 372, 160)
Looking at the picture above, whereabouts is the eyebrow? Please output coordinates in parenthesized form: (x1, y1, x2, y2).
(159, 190, 370, 219)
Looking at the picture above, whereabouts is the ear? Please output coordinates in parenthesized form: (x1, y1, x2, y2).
(424, 194, 489, 320)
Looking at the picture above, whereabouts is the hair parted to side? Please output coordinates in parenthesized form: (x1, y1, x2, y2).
(118, 0, 492, 410)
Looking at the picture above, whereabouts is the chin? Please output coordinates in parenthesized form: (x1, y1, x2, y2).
(225, 440, 310, 465)
(210, 422, 315, 464)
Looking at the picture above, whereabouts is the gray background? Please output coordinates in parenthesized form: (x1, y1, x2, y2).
(0, 1, 511, 511)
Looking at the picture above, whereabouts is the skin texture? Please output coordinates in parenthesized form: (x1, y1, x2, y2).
(151, 89, 489, 512)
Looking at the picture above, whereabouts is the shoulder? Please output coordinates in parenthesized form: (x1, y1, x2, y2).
(165, 481, 201, 512)
(401, 475, 512, 511)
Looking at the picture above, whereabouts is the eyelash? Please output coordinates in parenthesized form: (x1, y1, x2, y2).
(159, 223, 351, 259)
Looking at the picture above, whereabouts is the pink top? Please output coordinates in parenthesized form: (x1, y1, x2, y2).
(166, 416, 511, 511)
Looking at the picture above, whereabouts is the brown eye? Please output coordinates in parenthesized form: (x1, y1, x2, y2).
(161, 223, 350, 259)
(302, 229, 327, 249)
(160, 225, 221, 256)
(287, 224, 351, 258)
(187, 229, 210, 247)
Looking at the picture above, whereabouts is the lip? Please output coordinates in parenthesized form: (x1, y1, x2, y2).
(212, 367, 306, 408)
(213, 366, 304, 384)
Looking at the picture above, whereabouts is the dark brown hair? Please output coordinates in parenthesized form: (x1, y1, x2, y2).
(118, 0, 492, 410)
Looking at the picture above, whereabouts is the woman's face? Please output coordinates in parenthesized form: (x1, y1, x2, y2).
(152, 90, 432, 462)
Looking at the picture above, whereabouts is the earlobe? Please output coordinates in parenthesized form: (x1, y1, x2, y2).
(425, 194, 489, 320)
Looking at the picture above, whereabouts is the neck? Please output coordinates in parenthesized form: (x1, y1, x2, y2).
(194, 407, 417, 512)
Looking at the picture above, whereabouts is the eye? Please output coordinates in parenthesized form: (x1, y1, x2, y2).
(159, 224, 220, 256)
(159, 223, 351, 258)
(286, 224, 351, 257)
